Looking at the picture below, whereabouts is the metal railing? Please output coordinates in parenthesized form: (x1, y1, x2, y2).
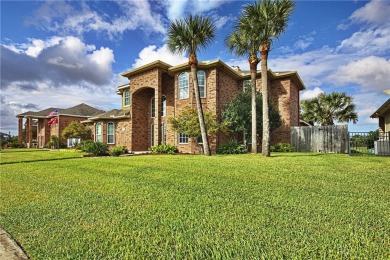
(349, 131, 390, 156)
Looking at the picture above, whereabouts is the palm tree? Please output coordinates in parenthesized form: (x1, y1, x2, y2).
(244, 0, 294, 157)
(226, 15, 261, 153)
(301, 92, 358, 126)
(167, 14, 216, 156)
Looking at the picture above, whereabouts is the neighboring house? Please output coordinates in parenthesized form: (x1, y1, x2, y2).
(0, 132, 11, 141)
(91, 60, 305, 154)
(371, 98, 390, 133)
(16, 103, 104, 148)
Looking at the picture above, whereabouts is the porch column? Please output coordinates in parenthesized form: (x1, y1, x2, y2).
(27, 117, 33, 148)
(154, 71, 162, 146)
(18, 117, 23, 142)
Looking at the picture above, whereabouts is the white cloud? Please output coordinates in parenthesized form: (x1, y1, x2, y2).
(332, 56, 390, 92)
(350, 0, 390, 24)
(301, 87, 324, 100)
(27, 0, 166, 40)
(163, 0, 229, 21)
(337, 26, 390, 54)
(132, 45, 188, 68)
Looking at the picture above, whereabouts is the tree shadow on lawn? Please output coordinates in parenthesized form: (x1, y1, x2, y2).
(270, 153, 328, 158)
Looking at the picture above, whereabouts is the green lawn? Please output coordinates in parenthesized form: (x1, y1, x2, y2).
(0, 149, 85, 164)
(0, 151, 389, 259)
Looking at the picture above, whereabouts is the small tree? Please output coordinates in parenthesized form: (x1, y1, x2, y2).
(169, 107, 220, 152)
(222, 90, 281, 145)
(61, 121, 91, 140)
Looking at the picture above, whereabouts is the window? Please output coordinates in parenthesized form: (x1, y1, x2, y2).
(151, 97, 155, 118)
(197, 70, 206, 98)
(243, 80, 251, 92)
(197, 136, 203, 144)
(161, 96, 166, 117)
(95, 122, 102, 142)
(178, 133, 189, 144)
(124, 89, 130, 106)
(178, 72, 189, 99)
(161, 123, 167, 144)
(107, 122, 115, 144)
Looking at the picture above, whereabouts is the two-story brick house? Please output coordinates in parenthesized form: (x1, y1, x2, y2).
(16, 103, 104, 148)
(89, 60, 305, 154)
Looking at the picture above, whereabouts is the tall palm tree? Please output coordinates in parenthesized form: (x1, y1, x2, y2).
(244, 0, 294, 157)
(226, 15, 261, 153)
(301, 92, 358, 126)
(167, 14, 216, 156)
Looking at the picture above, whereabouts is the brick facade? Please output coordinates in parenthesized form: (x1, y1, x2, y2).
(98, 60, 305, 154)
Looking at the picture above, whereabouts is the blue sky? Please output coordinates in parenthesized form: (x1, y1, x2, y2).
(1, 0, 389, 135)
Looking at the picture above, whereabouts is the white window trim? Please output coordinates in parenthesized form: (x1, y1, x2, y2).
(178, 72, 189, 99)
(197, 70, 206, 98)
(107, 122, 115, 144)
(178, 133, 189, 144)
(161, 123, 166, 144)
(243, 80, 251, 92)
(95, 122, 103, 142)
(124, 89, 130, 107)
(151, 124, 154, 147)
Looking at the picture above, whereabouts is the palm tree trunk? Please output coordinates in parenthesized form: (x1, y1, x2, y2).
(249, 55, 259, 153)
(190, 62, 211, 156)
(260, 43, 270, 157)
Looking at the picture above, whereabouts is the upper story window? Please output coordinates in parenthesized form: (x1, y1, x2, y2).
(151, 97, 155, 118)
(243, 80, 251, 92)
(197, 70, 206, 98)
(124, 89, 130, 106)
(95, 122, 102, 142)
(162, 96, 166, 117)
(107, 122, 115, 144)
(178, 72, 189, 99)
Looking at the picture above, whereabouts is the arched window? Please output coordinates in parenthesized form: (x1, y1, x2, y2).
(95, 122, 102, 142)
(197, 70, 206, 98)
(161, 95, 166, 117)
(107, 122, 115, 144)
(151, 97, 155, 118)
(124, 89, 130, 106)
(178, 72, 189, 99)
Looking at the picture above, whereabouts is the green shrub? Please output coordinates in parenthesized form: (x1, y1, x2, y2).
(270, 143, 294, 152)
(217, 139, 247, 154)
(83, 141, 109, 156)
(150, 143, 178, 155)
(110, 146, 128, 157)
(77, 140, 94, 152)
(45, 135, 65, 149)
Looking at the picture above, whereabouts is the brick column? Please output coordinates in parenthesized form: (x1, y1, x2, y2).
(27, 117, 33, 148)
(154, 70, 162, 146)
(18, 117, 23, 142)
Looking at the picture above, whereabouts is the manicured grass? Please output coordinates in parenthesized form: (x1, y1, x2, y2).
(0, 153, 389, 259)
(0, 149, 85, 164)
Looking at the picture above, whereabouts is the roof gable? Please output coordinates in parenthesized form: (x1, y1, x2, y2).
(371, 98, 390, 118)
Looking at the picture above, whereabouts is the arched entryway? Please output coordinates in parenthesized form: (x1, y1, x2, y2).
(131, 87, 155, 151)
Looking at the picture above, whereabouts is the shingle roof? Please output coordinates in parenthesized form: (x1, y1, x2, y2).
(16, 103, 104, 118)
(88, 109, 130, 120)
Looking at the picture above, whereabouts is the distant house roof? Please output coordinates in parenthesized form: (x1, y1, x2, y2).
(371, 98, 390, 118)
(120, 59, 306, 91)
(87, 109, 131, 121)
(16, 103, 104, 118)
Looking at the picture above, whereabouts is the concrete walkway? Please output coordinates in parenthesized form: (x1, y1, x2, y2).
(0, 227, 29, 260)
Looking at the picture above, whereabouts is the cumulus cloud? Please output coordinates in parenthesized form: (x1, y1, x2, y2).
(349, 0, 390, 24)
(1, 36, 114, 89)
(301, 87, 324, 100)
(331, 56, 390, 92)
(132, 44, 187, 68)
(163, 0, 229, 21)
(26, 0, 165, 40)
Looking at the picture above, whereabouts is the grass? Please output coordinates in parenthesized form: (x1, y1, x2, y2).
(0, 150, 389, 259)
(0, 149, 85, 164)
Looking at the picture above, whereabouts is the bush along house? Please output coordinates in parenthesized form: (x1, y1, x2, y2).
(88, 60, 305, 154)
(16, 103, 104, 148)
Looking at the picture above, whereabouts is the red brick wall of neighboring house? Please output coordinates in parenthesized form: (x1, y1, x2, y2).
(162, 72, 175, 145)
(37, 118, 51, 148)
(50, 116, 88, 145)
